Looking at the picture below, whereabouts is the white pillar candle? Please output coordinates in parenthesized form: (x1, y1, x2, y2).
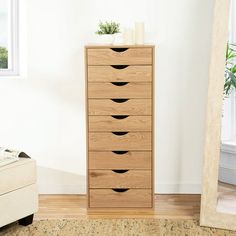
(135, 22, 144, 44)
(123, 28, 134, 45)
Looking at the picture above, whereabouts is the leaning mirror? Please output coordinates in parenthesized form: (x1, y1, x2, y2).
(200, 0, 236, 231)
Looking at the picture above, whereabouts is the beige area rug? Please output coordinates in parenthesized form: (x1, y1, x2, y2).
(0, 219, 236, 236)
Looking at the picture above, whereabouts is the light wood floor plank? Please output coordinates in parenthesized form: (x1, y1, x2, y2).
(35, 194, 200, 220)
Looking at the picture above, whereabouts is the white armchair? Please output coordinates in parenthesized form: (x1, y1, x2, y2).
(0, 158, 38, 227)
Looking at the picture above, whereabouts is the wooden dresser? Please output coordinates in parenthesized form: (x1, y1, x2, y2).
(85, 45, 154, 209)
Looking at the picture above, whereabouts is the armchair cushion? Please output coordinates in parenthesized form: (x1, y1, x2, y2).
(0, 158, 38, 227)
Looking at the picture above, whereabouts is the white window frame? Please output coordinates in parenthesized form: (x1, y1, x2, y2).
(0, 0, 19, 76)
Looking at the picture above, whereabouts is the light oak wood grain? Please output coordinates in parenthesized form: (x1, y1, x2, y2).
(85, 45, 155, 209)
(88, 66, 152, 82)
(87, 48, 152, 65)
(151, 45, 155, 209)
(89, 151, 152, 169)
(88, 82, 152, 98)
(89, 116, 152, 131)
(89, 189, 152, 208)
(89, 170, 151, 188)
(85, 45, 155, 49)
(89, 132, 152, 151)
(88, 99, 152, 116)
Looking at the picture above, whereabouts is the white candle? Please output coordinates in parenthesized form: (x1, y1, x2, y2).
(123, 28, 134, 45)
(135, 22, 144, 44)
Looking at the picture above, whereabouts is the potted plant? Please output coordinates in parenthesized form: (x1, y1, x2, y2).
(224, 43, 236, 96)
(95, 21, 120, 45)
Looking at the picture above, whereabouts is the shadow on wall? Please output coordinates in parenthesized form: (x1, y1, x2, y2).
(37, 166, 86, 194)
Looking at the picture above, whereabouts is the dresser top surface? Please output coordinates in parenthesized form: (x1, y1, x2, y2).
(85, 44, 155, 49)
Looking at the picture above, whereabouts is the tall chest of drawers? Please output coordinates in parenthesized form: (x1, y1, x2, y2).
(85, 45, 155, 209)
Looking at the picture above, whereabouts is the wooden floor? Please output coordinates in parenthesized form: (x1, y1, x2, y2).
(217, 182, 236, 215)
(35, 194, 200, 220)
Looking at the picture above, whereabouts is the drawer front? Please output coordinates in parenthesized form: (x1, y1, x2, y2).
(89, 170, 151, 188)
(0, 160, 36, 195)
(89, 132, 152, 151)
(88, 66, 152, 82)
(89, 151, 152, 169)
(88, 82, 152, 99)
(87, 48, 152, 65)
(89, 189, 152, 208)
(88, 99, 152, 116)
(89, 116, 152, 132)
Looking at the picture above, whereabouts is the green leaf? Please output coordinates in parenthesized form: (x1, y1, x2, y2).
(95, 21, 120, 35)
(0, 47, 8, 69)
(224, 43, 236, 95)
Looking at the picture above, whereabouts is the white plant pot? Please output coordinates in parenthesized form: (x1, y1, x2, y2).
(97, 34, 115, 45)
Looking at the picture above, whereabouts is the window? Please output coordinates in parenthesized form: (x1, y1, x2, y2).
(222, 92, 236, 141)
(0, 0, 19, 75)
(222, 0, 236, 142)
(232, 92, 236, 138)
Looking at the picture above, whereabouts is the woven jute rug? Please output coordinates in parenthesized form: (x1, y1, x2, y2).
(0, 219, 236, 236)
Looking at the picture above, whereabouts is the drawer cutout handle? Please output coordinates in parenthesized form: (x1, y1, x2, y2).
(111, 115, 129, 120)
(112, 151, 129, 155)
(110, 48, 129, 52)
(111, 65, 129, 70)
(112, 188, 129, 193)
(111, 99, 129, 103)
(112, 170, 129, 174)
(112, 132, 128, 136)
(111, 82, 129, 86)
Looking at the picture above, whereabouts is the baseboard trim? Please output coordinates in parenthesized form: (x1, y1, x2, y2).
(156, 183, 201, 194)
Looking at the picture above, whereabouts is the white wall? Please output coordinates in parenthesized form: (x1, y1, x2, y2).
(0, 0, 214, 193)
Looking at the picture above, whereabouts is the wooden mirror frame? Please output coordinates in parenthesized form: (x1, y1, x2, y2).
(200, 0, 236, 231)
